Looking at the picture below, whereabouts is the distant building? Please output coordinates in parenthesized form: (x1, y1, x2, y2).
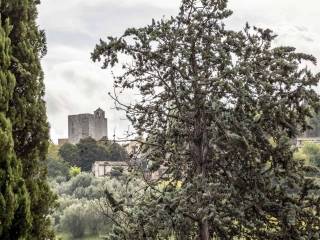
(68, 108, 108, 144)
(92, 161, 128, 177)
(295, 137, 320, 148)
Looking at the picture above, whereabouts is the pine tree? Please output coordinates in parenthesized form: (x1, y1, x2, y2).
(0, 15, 31, 239)
(93, 0, 320, 239)
(1, 0, 56, 239)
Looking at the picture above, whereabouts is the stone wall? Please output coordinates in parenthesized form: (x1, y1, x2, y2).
(68, 108, 108, 144)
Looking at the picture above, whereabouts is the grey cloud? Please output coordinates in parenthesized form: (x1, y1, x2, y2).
(38, 0, 320, 142)
(295, 26, 308, 32)
(302, 36, 314, 43)
(60, 69, 105, 98)
(46, 30, 95, 49)
(45, 91, 79, 117)
(62, 69, 76, 82)
(82, 78, 105, 98)
(79, 2, 176, 33)
(40, 1, 176, 50)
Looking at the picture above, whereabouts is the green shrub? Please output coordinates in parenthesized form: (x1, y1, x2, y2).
(69, 166, 81, 178)
(60, 203, 86, 238)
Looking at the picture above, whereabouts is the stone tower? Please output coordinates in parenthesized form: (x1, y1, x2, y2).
(68, 108, 108, 144)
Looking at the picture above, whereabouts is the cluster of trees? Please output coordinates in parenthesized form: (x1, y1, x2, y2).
(46, 138, 128, 181)
(46, 142, 131, 238)
(48, 170, 140, 239)
(58, 137, 128, 172)
(44, 136, 136, 239)
(50, 173, 107, 238)
(59, 201, 105, 239)
(0, 1, 55, 239)
(92, 0, 320, 239)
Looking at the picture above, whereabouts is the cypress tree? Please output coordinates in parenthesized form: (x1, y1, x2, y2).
(1, 0, 56, 239)
(0, 14, 31, 239)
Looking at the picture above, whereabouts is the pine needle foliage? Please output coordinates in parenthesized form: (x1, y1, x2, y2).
(93, 0, 320, 239)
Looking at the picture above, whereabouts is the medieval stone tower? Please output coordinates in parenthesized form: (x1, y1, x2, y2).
(68, 108, 108, 144)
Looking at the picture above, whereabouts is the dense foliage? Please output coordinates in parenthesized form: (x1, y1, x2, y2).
(58, 143, 79, 167)
(47, 143, 133, 238)
(0, 14, 31, 239)
(49, 172, 136, 239)
(93, 0, 320, 239)
(47, 144, 70, 179)
(59, 138, 128, 171)
(1, 0, 55, 239)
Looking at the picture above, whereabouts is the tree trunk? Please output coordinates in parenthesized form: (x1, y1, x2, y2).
(199, 220, 210, 240)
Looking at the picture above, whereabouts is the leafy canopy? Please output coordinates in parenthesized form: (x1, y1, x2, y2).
(93, 0, 320, 239)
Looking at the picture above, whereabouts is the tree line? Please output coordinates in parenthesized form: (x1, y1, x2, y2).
(58, 137, 128, 172)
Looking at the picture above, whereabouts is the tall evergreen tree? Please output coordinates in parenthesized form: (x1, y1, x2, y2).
(93, 0, 320, 239)
(0, 14, 31, 239)
(1, 0, 56, 239)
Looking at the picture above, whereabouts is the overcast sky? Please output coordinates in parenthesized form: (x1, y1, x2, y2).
(38, 0, 320, 143)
